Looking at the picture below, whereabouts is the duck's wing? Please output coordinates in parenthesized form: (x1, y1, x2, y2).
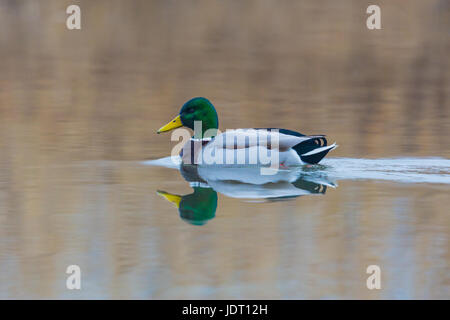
(210, 129, 322, 151)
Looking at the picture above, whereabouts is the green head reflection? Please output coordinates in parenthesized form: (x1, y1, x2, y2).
(157, 187, 217, 226)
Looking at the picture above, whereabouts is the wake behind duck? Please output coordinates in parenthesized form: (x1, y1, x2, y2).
(143, 156, 450, 186)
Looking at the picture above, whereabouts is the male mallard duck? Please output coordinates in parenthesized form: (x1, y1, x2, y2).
(157, 97, 337, 167)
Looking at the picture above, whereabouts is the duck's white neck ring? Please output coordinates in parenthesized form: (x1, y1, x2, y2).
(189, 182, 211, 188)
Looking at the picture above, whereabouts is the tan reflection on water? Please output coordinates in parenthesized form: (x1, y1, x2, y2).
(0, 0, 449, 299)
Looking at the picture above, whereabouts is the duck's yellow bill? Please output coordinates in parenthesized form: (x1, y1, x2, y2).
(157, 115, 183, 133)
(157, 190, 182, 208)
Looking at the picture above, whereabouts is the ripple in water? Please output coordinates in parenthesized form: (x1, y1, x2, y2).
(143, 157, 450, 185)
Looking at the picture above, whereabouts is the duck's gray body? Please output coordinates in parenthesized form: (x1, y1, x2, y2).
(180, 128, 337, 166)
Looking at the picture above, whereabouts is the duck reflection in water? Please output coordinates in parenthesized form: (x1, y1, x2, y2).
(157, 164, 335, 226)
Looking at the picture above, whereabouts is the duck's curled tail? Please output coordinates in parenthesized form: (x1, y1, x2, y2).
(292, 135, 337, 164)
(261, 128, 337, 165)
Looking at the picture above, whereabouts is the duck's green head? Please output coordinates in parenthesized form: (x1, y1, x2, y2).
(157, 97, 219, 137)
(157, 187, 218, 226)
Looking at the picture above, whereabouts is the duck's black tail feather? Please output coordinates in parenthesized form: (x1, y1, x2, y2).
(299, 143, 337, 164)
(257, 129, 337, 164)
(292, 136, 337, 164)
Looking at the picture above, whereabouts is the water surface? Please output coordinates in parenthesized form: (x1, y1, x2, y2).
(0, 0, 449, 299)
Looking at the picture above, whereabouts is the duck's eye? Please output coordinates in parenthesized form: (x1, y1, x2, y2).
(187, 108, 194, 113)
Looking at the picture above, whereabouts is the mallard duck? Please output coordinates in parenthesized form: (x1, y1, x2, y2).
(157, 97, 337, 167)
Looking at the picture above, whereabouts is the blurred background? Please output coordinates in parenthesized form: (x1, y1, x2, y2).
(0, 0, 448, 299)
